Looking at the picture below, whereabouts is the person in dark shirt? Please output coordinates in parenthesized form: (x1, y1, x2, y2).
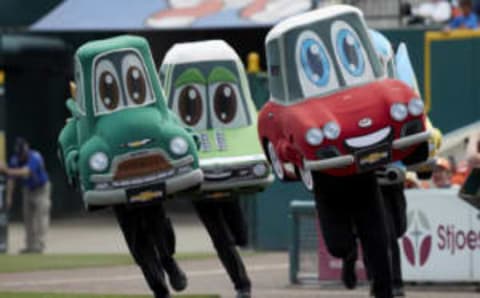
(0, 138, 51, 253)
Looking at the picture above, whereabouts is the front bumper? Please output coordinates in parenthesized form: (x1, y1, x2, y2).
(200, 154, 274, 192)
(304, 131, 431, 172)
(201, 175, 274, 192)
(83, 169, 203, 206)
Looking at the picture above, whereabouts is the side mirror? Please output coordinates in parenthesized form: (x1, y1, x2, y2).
(192, 133, 201, 150)
(185, 127, 201, 150)
(66, 98, 82, 118)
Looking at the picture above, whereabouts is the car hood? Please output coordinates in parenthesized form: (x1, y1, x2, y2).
(197, 125, 264, 160)
(282, 79, 414, 139)
(92, 107, 190, 158)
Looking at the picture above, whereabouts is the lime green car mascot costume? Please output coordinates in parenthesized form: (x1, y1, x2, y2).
(160, 40, 273, 298)
(58, 35, 202, 298)
(160, 40, 273, 195)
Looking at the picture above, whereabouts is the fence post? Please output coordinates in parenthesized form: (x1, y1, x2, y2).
(289, 203, 299, 284)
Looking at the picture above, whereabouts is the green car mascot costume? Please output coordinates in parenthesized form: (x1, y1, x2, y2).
(58, 35, 203, 298)
(160, 40, 274, 298)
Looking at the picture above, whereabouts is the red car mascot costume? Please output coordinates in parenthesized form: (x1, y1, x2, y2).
(258, 5, 430, 298)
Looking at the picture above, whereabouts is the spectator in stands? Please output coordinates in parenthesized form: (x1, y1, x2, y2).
(0, 138, 51, 253)
(432, 157, 453, 188)
(451, 159, 470, 186)
(447, 0, 478, 29)
(401, 0, 452, 25)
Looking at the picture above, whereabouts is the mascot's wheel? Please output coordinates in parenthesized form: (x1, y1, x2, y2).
(267, 141, 285, 180)
(299, 162, 314, 191)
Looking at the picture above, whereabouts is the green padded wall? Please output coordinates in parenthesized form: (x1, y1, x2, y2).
(425, 30, 480, 133)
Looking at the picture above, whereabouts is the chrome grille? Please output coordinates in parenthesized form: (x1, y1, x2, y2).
(199, 133, 211, 152)
(215, 129, 227, 151)
(114, 154, 171, 181)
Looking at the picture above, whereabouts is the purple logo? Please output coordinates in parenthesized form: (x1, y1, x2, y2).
(402, 210, 432, 267)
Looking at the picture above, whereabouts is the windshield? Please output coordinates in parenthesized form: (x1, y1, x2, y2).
(92, 49, 155, 116)
(282, 12, 383, 103)
(166, 60, 252, 131)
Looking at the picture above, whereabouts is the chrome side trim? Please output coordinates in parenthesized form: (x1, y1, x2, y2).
(304, 155, 355, 171)
(393, 131, 431, 150)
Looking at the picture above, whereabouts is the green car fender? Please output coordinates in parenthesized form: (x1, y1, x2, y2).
(58, 116, 79, 184)
(77, 135, 111, 190)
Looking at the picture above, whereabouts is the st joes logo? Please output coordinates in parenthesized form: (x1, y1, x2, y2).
(402, 210, 432, 267)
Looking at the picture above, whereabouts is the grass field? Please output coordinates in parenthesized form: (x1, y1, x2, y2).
(0, 293, 218, 298)
(0, 252, 215, 273)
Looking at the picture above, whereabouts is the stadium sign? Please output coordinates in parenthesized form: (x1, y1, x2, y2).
(401, 188, 480, 282)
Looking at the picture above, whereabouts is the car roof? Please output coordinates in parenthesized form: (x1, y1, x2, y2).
(162, 40, 241, 65)
(266, 5, 363, 43)
(76, 35, 150, 63)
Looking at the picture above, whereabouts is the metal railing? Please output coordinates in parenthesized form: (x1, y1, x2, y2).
(289, 200, 319, 284)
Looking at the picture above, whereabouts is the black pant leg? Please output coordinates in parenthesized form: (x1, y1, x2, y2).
(353, 173, 393, 298)
(113, 205, 169, 298)
(221, 198, 249, 247)
(144, 204, 178, 271)
(381, 183, 407, 289)
(193, 200, 251, 292)
(312, 173, 357, 259)
(381, 183, 407, 237)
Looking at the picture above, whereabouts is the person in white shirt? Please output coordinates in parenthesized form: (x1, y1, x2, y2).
(402, 0, 452, 25)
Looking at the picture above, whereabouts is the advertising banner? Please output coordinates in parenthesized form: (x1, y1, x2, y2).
(401, 188, 480, 282)
(317, 188, 480, 282)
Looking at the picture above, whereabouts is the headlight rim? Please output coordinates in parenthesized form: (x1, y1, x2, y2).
(390, 103, 408, 122)
(253, 163, 268, 177)
(170, 136, 189, 156)
(408, 98, 425, 117)
(323, 121, 341, 140)
(89, 152, 109, 172)
(305, 128, 324, 146)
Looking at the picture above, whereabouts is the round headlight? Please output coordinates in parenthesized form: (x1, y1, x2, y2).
(390, 103, 408, 121)
(89, 152, 109, 172)
(305, 128, 324, 146)
(323, 122, 341, 140)
(253, 163, 268, 177)
(408, 98, 424, 116)
(170, 137, 188, 156)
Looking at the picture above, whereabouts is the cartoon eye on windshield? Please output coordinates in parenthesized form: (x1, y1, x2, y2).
(331, 21, 375, 86)
(177, 85, 206, 127)
(212, 83, 236, 123)
(95, 60, 123, 114)
(208, 67, 248, 129)
(121, 54, 153, 106)
(171, 68, 207, 130)
(295, 31, 339, 99)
